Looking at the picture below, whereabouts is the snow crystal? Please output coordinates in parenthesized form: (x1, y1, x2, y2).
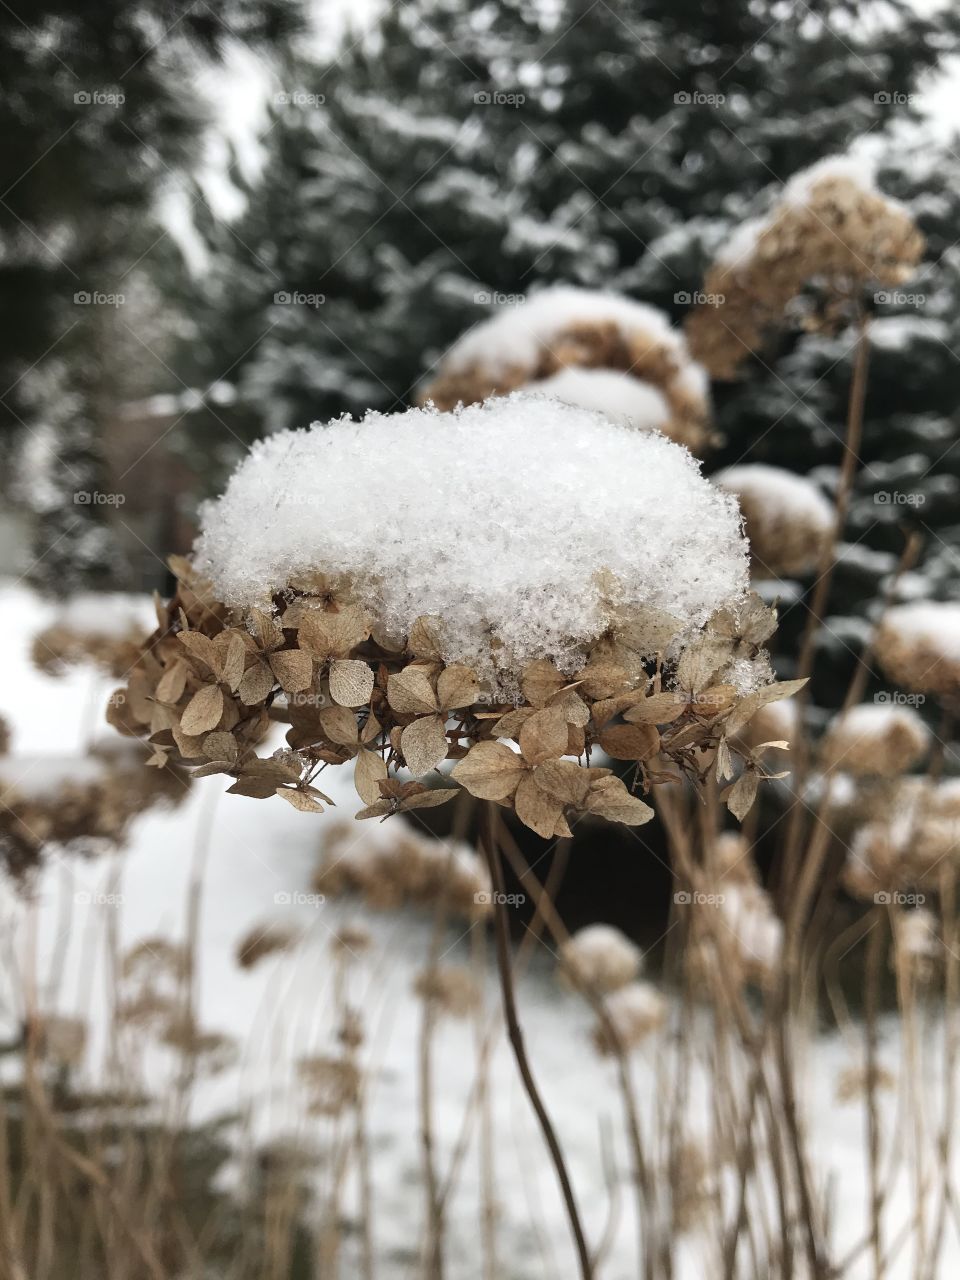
(533, 367, 670, 431)
(714, 464, 834, 531)
(194, 395, 750, 684)
(439, 285, 686, 376)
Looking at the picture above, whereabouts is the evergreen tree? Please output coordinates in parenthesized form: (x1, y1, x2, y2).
(0, 0, 302, 589)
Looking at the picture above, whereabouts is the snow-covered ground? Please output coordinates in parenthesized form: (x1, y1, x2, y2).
(0, 580, 957, 1278)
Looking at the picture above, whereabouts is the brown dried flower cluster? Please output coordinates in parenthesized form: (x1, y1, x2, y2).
(314, 819, 491, 919)
(687, 163, 924, 378)
(413, 964, 482, 1018)
(31, 624, 145, 679)
(686, 851, 784, 992)
(421, 300, 711, 451)
(0, 738, 187, 877)
(842, 777, 960, 901)
(106, 558, 800, 838)
(874, 603, 960, 700)
(559, 923, 643, 996)
(592, 982, 667, 1055)
(713, 465, 834, 579)
(820, 703, 930, 778)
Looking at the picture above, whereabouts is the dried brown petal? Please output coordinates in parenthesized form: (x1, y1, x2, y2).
(269, 649, 314, 694)
(408, 615, 444, 661)
(177, 631, 221, 676)
(180, 685, 224, 736)
(276, 787, 325, 813)
(519, 706, 569, 765)
(399, 788, 459, 811)
(533, 760, 609, 807)
(599, 722, 660, 762)
(724, 770, 759, 821)
(387, 666, 439, 715)
(318, 706, 360, 747)
(515, 773, 565, 838)
(452, 741, 526, 800)
(521, 659, 565, 708)
(239, 661, 274, 706)
(327, 659, 373, 708)
(155, 660, 188, 705)
(401, 714, 448, 775)
(723, 678, 807, 739)
(623, 691, 687, 725)
(202, 731, 238, 763)
(355, 748, 388, 805)
(585, 777, 654, 826)
(437, 664, 480, 710)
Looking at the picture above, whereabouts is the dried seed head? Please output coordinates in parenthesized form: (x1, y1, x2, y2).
(413, 965, 482, 1018)
(297, 1054, 361, 1116)
(821, 703, 930, 777)
(559, 923, 643, 995)
(875, 602, 960, 697)
(688, 156, 923, 378)
(592, 981, 667, 1054)
(714, 465, 834, 578)
(235, 921, 301, 969)
(420, 287, 711, 452)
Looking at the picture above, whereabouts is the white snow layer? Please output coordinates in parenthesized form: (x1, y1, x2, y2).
(532, 367, 671, 430)
(714, 464, 834, 530)
(194, 395, 750, 678)
(882, 601, 960, 661)
(438, 285, 686, 375)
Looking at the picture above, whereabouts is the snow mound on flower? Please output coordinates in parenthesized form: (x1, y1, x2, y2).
(194, 395, 749, 678)
(714, 464, 834, 530)
(881, 602, 960, 660)
(440, 286, 685, 375)
(533, 368, 670, 431)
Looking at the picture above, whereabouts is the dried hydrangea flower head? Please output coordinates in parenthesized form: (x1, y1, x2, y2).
(687, 880, 784, 992)
(875, 602, 960, 699)
(421, 287, 712, 451)
(31, 594, 152, 678)
(559, 923, 643, 995)
(714, 465, 834, 579)
(108, 397, 801, 836)
(820, 703, 930, 778)
(841, 777, 960, 900)
(314, 818, 492, 919)
(591, 981, 667, 1055)
(413, 965, 482, 1018)
(234, 920, 302, 969)
(687, 155, 924, 378)
(0, 740, 186, 877)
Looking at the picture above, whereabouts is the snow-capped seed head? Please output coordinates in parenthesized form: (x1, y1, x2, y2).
(710, 831, 755, 883)
(875, 602, 960, 697)
(714, 465, 834, 579)
(420, 286, 712, 451)
(688, 155, 923, 378)
(193, 395, 749, 691)
(592, 981, 667, 1055)
(559, 923, 643, 995)
(821, 703, 930, 778)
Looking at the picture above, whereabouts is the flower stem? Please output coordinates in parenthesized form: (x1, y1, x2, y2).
(478, 803, 593, 1280)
